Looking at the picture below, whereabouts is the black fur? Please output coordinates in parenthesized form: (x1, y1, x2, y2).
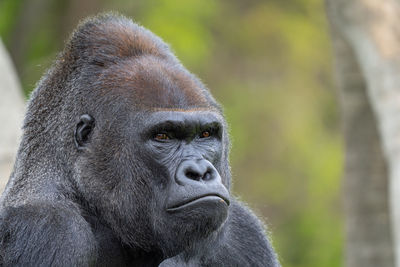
(0, 13, 280, 267)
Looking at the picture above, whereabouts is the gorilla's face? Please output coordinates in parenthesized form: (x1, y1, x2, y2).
(73, 57, 230, 257)
(141, 111, 230, 254)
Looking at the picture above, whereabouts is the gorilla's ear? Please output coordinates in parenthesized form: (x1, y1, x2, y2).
(74, 114, 95, 150)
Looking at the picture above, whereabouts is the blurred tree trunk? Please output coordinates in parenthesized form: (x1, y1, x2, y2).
(0, 39, 25, 193)
(328, 27, 394, 267)
(326, 0, 400, 266)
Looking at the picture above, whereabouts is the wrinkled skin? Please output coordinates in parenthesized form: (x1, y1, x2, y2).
(0, 13, 280, 267)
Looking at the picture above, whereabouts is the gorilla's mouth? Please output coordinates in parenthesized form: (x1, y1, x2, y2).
(166, 194, 230, 212)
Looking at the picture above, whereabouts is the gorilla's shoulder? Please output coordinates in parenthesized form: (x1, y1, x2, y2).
(0, 202, 96, 266)
(217, 199, 280, 266)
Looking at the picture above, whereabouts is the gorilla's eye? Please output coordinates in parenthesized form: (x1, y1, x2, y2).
(155, 133, 169, 141)
(200, 131, 210, 138)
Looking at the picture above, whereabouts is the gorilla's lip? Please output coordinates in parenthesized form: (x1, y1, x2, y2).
(166, 194, 230, 212)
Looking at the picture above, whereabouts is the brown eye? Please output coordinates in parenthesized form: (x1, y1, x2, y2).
(155, 133, 169, 140)
(201, 131, 210, 138)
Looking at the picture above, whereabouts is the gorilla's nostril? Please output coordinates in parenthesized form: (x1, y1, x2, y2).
(185, 171, 201, 181)
(203, 171, 212, 181)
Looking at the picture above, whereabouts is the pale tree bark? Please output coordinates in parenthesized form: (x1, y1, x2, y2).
(329, 26, 394, 267)
(326, 0, 400, 266)
(0, 40, 25, 193)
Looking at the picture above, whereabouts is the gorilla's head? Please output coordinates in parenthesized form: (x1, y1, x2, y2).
(22, 14, 231, 258)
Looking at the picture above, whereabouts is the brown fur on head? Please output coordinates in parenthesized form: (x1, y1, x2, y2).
(60, 12, 218, 111)
(65, 13, 174, 65)
(95, 55, 211, 109)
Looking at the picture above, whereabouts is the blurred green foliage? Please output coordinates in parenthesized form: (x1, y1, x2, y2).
(0, 0, 343, 266)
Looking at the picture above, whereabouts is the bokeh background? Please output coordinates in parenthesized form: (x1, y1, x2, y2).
(0, 0, 342, 266)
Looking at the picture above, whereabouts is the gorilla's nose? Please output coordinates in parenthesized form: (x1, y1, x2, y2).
(175, 159, 221, 185)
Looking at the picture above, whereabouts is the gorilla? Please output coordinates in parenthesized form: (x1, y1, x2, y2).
(0, 13, 280, 266)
